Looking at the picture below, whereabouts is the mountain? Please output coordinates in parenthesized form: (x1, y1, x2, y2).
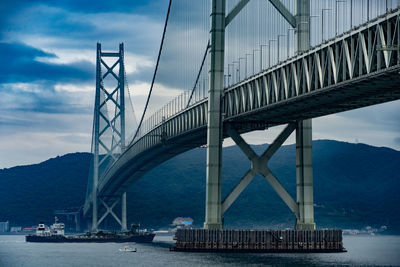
(0, 140, 399, 233)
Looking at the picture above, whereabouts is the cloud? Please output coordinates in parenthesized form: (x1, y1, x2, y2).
(2, 4, 164, 53)
(0, 0, 167, 32)
(0, 81, 94, 115)
(0, 109, 93, 168)
(0, 42, 93, 83)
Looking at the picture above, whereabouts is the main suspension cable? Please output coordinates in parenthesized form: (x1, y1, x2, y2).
(132, 0, 172, 142)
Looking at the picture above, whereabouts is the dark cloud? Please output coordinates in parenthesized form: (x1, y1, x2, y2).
(0, 0, 158, 14)
(50, 0, 166, 14)
(0, 80, 93, 115)
(0, 0, 166, 30)
(0, 42, 93, 83)
(7, 6, 96, 37)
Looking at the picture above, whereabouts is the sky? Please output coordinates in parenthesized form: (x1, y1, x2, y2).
(0, 0, 399, 168)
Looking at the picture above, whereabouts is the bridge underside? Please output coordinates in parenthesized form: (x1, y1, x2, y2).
(94, 66, 400, 201)
(231, 67, 400, 126)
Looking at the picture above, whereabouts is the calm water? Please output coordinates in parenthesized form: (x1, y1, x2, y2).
(0, 235, 399, 266)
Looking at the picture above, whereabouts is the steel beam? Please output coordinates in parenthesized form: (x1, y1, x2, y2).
(98, 198, 121, 226)
(295, 120, 315, 229)
(121, 192, 127, 231)
(296, 0, 310, 52)
(295, 0, 315, 230)
(204, 0, 226, 230)
(92, 43, 101, 231)
(225, 0, 250, 27)
(119, 43, 126, 152)
(222, 124, 298, 217)
(268, 0, 296, 28)
(221, 169, 256, 214)
(260, 168, 299, 216)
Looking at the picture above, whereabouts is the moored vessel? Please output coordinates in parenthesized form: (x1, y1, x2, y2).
(26, 219, 155, 243)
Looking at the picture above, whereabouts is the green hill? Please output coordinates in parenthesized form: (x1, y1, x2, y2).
(0, 140, 399, 233)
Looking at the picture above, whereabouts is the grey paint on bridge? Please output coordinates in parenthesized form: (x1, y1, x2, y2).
(85, 10, 400, 211)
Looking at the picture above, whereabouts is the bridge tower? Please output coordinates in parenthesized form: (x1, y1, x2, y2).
(295, 0, 315, 230)
(204, 0, 226, 230)
(205, 0, 315, 230)
(91, 43, 127, 232)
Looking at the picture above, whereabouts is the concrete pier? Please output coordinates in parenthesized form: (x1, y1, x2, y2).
(172, 229, 345, 253)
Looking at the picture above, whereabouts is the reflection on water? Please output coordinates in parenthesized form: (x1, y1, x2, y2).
(0, 235, 399, 266)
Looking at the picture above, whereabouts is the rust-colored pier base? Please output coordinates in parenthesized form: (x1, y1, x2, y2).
(171, 229, 346, 253)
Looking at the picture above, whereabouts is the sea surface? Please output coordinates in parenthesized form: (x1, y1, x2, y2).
(0, 235, 399, 266)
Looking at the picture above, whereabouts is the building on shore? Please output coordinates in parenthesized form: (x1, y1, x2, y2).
(10, 226, 22, 232)
(172, 217, 193, 228)
(0, 221, 9, 232)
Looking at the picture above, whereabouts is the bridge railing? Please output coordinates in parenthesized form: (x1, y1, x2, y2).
(133, 3, 400, 149)
(135, 85, 209, 142)
(129, 7, 400, 155)
(224, 8, 400, 118)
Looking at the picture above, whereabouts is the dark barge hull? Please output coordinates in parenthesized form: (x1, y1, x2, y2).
(26, 233, 155, 243)
(172, 229, 345, 253)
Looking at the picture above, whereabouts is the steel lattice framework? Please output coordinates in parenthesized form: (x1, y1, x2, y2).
(89, 43, 127, 231)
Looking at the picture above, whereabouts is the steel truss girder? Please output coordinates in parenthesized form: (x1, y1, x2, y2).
(222, 123, 299, 217)
(224, 10, 400, 118)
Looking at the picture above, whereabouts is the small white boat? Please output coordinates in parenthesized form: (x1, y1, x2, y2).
(119, 246, 137, 252)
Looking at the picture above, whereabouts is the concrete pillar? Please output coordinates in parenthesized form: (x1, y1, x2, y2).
(121, 192, 127, 231)
(296, 0, 315, 230)
(204, 0, 225, 230)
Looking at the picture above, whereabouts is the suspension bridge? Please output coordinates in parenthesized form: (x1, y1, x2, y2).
(82, 0, 400, 235)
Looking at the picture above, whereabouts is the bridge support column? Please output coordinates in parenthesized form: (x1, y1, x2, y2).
(295, 0, 315, 230)
(204, 0, 226, 230)
(121, 192, 127, 231)
(295, 120, 315, 230)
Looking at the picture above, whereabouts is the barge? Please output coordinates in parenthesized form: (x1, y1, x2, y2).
(171, 228, 345, 253)
(26, 218, 155, 243)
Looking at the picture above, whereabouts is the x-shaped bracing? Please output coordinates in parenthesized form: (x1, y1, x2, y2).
(97, 198, 122, 227)
(101, 58, 120, 81)
(222, 123, 299, 218)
